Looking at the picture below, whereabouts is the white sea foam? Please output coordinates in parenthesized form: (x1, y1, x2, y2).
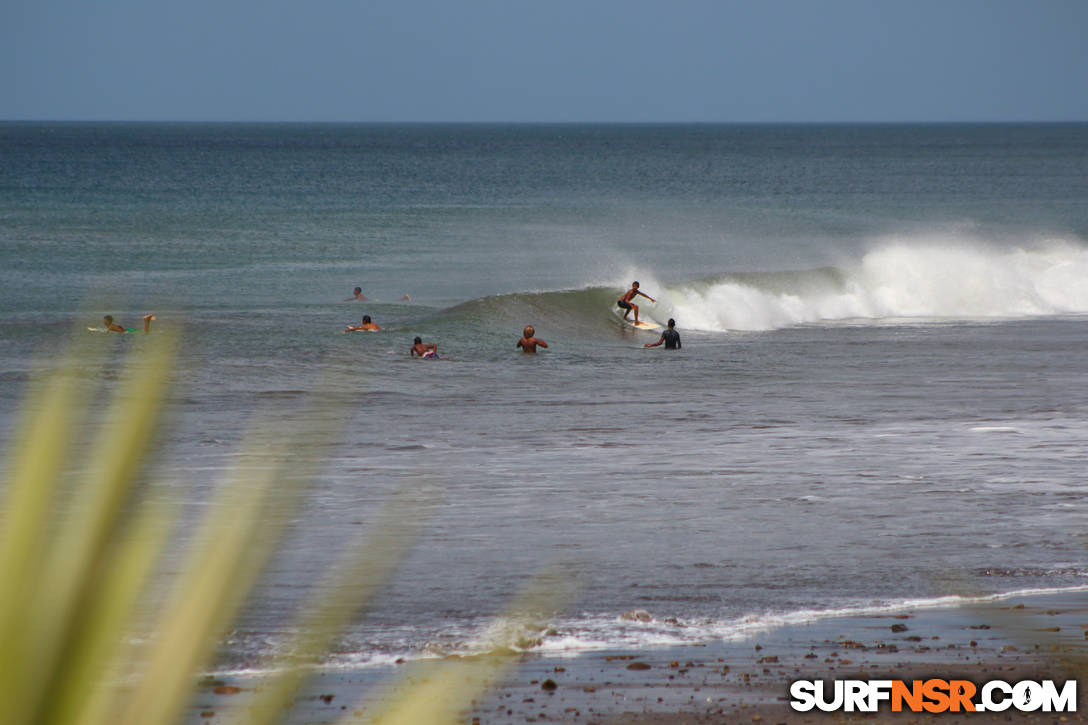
(530, 584, 1088, 656)
(202, 583, 1088, 677)
(661, 239, 1088, 332)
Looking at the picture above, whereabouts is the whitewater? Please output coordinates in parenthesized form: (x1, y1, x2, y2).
(637, 239, 1088, 332)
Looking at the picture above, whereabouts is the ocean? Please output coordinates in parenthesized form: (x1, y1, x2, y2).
(2, 122, 1087, 671)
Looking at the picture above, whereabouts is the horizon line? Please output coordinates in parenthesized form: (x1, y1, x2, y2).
(3, 118, 1088, 126)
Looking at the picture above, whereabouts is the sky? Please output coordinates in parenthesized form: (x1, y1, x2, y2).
(4, 0, 1087, 122)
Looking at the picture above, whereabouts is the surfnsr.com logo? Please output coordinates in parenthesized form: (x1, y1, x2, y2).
(790, 679, 1077, 713)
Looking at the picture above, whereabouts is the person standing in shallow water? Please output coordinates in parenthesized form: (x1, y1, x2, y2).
(516, 325, 548, 354)
(645, 318, 681, 349)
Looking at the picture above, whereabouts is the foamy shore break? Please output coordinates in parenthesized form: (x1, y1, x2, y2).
(188, 590, 1088, 724)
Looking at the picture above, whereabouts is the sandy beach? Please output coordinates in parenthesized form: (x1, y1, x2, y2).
(188, 591, 1088, 724)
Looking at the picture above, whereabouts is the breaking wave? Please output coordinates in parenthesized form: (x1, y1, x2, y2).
(665, 240, 1088, 332)
(444, 239, 1088, 334)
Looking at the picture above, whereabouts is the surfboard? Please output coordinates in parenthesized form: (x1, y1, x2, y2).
(612, 308, 662, 330)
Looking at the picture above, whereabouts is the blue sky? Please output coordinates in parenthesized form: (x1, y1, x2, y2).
(4, 0, 1087, 122)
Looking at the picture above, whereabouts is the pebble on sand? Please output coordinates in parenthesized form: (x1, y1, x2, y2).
(213, 686, 242, 695)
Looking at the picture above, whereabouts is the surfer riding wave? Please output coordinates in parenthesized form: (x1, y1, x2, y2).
(617, 281, 655, 325)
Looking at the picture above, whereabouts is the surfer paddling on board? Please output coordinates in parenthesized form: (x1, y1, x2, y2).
(617, 281, 655, 324)
(103, 314, 155, 334)
(344, 315, 380, 332)
(645, 318, 681, 349)
(516, 325, 548, 354)
(410, 336, 439, 359)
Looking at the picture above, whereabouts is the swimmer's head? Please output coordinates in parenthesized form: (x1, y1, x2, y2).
(632, 281, 639, 288)
(362, 315, 372, 323)
(667, 318, 676, 327)
(353, 287, 362, 295)
(523, 325, 534, 337)
(103, 315, 113, 324)
(414, 336, 422, 344)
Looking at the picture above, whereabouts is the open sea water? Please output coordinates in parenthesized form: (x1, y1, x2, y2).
(2, 122, 1087, 670)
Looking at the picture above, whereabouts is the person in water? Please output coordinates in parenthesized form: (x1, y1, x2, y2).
(617, 281, 655, 324)
(343, 287, 368, 301)
(410, 336, 438, 359)
(516, 325, 548, 354)
(103, 314, 155, 334)
(645, 318, 681, 349)
(344, 315, 380, 332)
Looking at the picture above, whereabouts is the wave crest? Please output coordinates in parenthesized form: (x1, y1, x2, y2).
(665, 240, 1088, 331)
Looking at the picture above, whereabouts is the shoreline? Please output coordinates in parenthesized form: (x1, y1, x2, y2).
(189, 590, 1088, 723)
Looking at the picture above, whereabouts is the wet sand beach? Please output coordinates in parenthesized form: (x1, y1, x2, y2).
(188, 592, 1088, 724)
